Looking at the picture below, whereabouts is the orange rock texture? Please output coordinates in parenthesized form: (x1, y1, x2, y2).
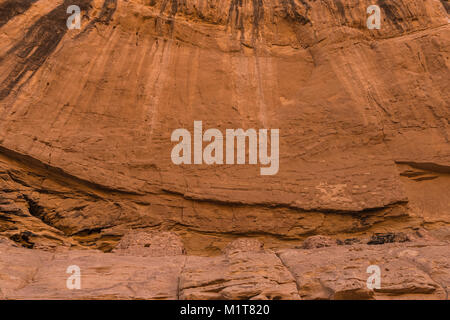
(0, 0, 449, 299)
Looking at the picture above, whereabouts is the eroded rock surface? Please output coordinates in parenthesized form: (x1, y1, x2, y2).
(113, 231, 185, 256)
(180, 239, 299, 300)
(278, 242, 450, 300)
(1, 235, 449, 300)
(301, 235, 337, 249)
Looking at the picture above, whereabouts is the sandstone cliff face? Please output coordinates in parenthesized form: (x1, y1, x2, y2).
(0, 0, 449, 299)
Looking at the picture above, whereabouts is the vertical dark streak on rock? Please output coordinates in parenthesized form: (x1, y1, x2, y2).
(335, 0, 345, 17)
(292, 0, 310, 25)
(298, 0, 311, 13)
(251, 0, 264, 41)
(168, 0, 179, 32)
(0, 0, 39, 28)
(227, 0, 245, 41)
(160, 0, 169, 14)
(334, 0, 347, 24)
(78, 0, 117, 36)
(95, 0, 117, 24)
(156, 0, 179, 35)
(0, 0, 93, 101)
(158, 0, 178, 16)
(170, 0, 179, 16)
(378, 0, 404, 31)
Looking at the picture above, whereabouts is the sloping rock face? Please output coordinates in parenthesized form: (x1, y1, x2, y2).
(0, 0, 449, 299)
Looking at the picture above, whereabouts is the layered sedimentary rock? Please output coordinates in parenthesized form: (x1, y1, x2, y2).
(0, 0, 449, 299)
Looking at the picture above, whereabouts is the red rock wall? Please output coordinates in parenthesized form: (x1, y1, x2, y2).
(0, 0, 449, 254)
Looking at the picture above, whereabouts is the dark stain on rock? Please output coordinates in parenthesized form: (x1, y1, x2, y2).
(334, 0, 347, 24)
(79, 0, 117, 35)
(0, 0, 93, 101)
(10, 231, 35, 248)
(439, 0, 450, 13)
(156, 0, 180, 35)
(0, 0, 39, 28)
(378, 0, 404, 31)
(95, 0, 117, 24)
(227, 0, 245, 40)
(281, 0, 311, 25)
(159, 0, 179, 16)
(251, 0, 264, 40)
(170, 0, 179, 16)
(160, 0, 169, 14)
(337, 238, 361, 245)
(367, 232, 410, 245)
